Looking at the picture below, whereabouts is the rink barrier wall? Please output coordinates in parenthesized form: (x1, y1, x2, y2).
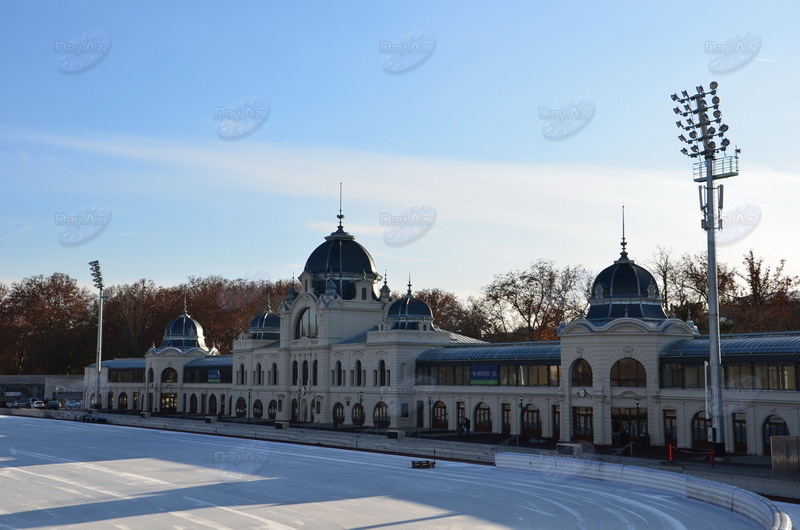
(495, 452, 791, 530)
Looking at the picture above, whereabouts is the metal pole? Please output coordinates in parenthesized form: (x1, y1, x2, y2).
(95, 286, 103, 409)
(704, 154, 725, 451)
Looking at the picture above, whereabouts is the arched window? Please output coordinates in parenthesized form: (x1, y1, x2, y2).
(292, 361, 298, 386)
(333, 402, 345, 425)
(355, 360, 363, 386)
(208, 394, 217, 415)
(312, 360, 318, 386)
(161, 367, 178, 384)
(271, 363, 278, 385)
(611, 358, 646, 387)
(361, 287, 367, 300)
(294, 307, 318, 339)
(352, 403, 365, 426)
(235, 397, 247, 417)
(433, 401, 447, 430)
(378, 360, 387, 387)
(238, 363, 246, 386)
(335, 361, 343, 386)
(268, 400, 278, 420)
(118, 392, 128, 410)
(373, 402, 390, 428)
(571, 359, 592, 387)
(302, 360, 309, 386)
(189, 394, 198, 414)
(764, 415, 789, 456)
(253, 400, 263, 419)
(256, 363, 262, 385)
(474, 402, 492, 433)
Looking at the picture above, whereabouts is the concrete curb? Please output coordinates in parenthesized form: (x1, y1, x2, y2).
(496, 452, 791, 530)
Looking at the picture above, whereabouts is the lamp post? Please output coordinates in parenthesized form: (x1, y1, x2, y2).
(519, 396, 525, 440)
(247, 389, 252, 423)
(89, 260, 105, 410)
(427, 393, 432, 436)
(671, 81, 738, 455)
(634, 399, 640, 443)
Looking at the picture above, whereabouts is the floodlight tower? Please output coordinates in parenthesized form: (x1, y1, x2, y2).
(671, 81, 739, 455)
(89, 260, 105, 409)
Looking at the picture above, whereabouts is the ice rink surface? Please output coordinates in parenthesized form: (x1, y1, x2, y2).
(0, 416, 769, 528)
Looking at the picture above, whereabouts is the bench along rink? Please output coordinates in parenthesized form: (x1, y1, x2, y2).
(0, 416, 768, 528)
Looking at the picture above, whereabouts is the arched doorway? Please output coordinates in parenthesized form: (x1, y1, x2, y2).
(235, 397, 247, 417)
(333, 402, 345, 426)
(253, 399, 263, 419)
(433, 401, 448, 430)
(189, 394, 198, 414)
(291, 399, 298, 422)
(522, 404, 541, 439)
(763, 415, 789, 456)
(118, 392, 128, 410)
(352, 403, 365, 426)
(691, 411, 713, 450)
(373, 402, 390, 428)
(208, 394, 217, 415)
(474, 402, 492, 433)
(268, 400, 278, 420)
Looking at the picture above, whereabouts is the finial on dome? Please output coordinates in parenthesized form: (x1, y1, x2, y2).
(620, 204, 628, 260)
(183, 290, 188, 315)
(337, 182, 344, 228)
(407, 274, 412, 296)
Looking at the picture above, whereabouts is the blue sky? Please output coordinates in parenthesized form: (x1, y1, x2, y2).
(1, 1, 798, 299)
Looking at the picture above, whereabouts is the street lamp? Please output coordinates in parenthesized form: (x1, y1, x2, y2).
(89, 260, 105, 410)
(634, 399, 640, 441)
(671, 81, 738, 456)
(427, 393, 432, 436)
(519, 396, 525, 440)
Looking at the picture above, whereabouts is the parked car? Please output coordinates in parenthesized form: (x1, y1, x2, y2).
(65, 400, 82, 410)
(13, 400, 29, 408)
(31, 400, 45, 409)
(45, 400, 62, 410)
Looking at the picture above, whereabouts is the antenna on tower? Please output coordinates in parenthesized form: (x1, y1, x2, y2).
(337, 182, 344, 228)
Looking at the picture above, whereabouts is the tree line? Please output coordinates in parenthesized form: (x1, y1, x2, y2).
(0, 249, 797, 375)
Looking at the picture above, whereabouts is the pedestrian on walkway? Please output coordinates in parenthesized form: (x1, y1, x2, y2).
(464, 417, 470, 436)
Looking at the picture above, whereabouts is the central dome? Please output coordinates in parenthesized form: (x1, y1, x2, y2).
(304, 224, 379, 279)
(585, 244, 667, 323)
(160, 311, 209, 350)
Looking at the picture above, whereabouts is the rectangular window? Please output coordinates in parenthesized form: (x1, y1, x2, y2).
(684, 364, 702, 388)
(548, 365, 560, 387)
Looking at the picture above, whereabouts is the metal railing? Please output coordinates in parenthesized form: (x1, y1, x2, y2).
(611, 442, 635, 461)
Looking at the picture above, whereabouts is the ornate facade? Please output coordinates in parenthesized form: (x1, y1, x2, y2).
(85, 216, 800, 456)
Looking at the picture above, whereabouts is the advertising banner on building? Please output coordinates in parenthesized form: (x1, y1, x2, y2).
(208, 369, 221, 383)
(470, 365, 498, 385)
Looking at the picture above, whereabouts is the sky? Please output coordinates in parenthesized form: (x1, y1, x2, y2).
(1, 1, 799, 300)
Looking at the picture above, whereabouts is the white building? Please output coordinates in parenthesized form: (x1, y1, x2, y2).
(85, 217, 800, 456)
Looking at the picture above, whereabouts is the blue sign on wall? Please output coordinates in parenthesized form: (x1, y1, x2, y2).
(470, 365, 498, 385)
(208, 369, 221, 383)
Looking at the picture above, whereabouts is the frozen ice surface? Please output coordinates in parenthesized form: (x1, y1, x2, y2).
(0, 416, 761, 528)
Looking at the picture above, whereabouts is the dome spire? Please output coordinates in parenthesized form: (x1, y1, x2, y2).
(620, 204, 628, 260)
(337, 181, 344, 229)
(407, 273, 413, 296)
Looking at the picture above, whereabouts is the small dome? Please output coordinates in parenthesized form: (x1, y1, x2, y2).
(586, 244, 667, 323)
(249, 309, 280, 331)
(248, 308, 280, 340)
(160, 311, 209, 350)
(387, 296, 433, 320)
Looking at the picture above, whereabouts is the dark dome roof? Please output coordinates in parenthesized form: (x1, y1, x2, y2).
(248, 308, 280, 340)
(387, 291, 433, 321)
(585, 245, 667, 324)
(304, 224, 379, 279)
(160, 311, 208, 350)
(249, 309, 280, 331)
